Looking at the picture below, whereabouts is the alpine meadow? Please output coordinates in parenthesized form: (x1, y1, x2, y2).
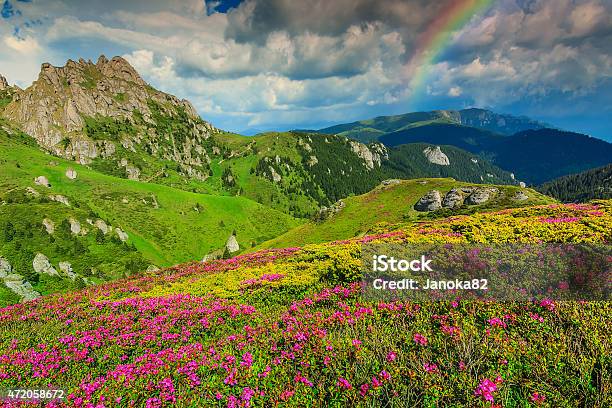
(0, 0, 610, 407)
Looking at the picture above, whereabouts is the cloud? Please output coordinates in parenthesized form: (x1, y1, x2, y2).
(3, 34, 40, 54)
(0, 0, 610, 138)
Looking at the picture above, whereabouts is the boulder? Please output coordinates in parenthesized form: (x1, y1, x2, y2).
(465, 188, 495, 205)
(26, 187, 40, 197)
(442, 188, 464, 209)
(42, 218, 55, 234)
(126, 166, 140, 180)
(34, 176, 51, 187)
(414, 190, 442, 211)
(0, 256, 12, 278)
(33, 253, 59, 276)
(423, 146, 450, 166)
(513, 191, 529, 201)
(65, 168, 78, 180)
(69, 218, 81, 235)
(269, 167, 281, 183)
(95, 220, 110, 234)
(49, 195, 70, 206)
(3, 274, 41, 302)
(115, 228, 128, 242)
(59, 262, 77, 280)
(225, 234, 240, 254)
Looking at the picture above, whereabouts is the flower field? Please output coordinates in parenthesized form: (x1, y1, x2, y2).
(0, 201, 610, 407)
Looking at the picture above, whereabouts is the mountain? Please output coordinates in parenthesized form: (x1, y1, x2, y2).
(0, 120, 301, 304)
(0, 56, 522, 219)
(538, 163, 612, 202)
(258, 178, 554, 249)
(379, 123, 503, 152)
(2, 56, 220, 183)
(317, 108, 548, 143)
(378, 125, 612, 184)
(488, 129, 612, 184)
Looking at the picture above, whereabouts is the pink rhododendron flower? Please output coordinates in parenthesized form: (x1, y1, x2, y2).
(413, 333, 428, 345)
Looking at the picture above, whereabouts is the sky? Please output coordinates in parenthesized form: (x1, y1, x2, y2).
(0, 0, 611, 140)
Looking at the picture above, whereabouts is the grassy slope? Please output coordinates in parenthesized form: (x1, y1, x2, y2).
(0, 125, 302, 268)
(1, 201, 609, 406)
(258, 178, 555, 249)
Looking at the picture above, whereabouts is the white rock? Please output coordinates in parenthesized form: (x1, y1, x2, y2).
(423, 146, 450, 166)
(59, 261, 77, 280)
(49, 195, 70, 206)
(225, 234, 239, 254)
(95, 220, 109, 234)
(414, 190, 443, 211)
(33, 253, 59, 276)
(0, 256, 12, 278)
(519, 182, 526, 188)
(42, 218, 55, 234)
(269, 166, 281, 183)
(69, 218, 81, 235)
(3, 274, 41, 302)
(34, 176, 51, 187)
(65, 168, 77, 180)
(115, 228, 128, 242)
(26, 187, 40, 197)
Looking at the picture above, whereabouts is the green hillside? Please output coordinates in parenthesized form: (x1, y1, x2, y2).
(257, 178, 555, 249)
(0, 121, 302, 303)
(538, 163, 612, 202)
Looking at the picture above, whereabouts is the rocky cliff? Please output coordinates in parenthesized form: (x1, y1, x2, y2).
(2, 56, 218, 179)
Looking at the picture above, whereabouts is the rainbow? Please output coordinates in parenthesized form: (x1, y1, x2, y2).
(406, 0, 494, 107)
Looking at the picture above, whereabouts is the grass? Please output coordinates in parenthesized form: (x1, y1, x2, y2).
(0, 201, 609, 406)
(0, 124, 302, 301)
(257, 178, 556, 249)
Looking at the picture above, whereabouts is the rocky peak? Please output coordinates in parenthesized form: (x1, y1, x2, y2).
(2, 55, 216, 173)
(0, 74, 9, 91)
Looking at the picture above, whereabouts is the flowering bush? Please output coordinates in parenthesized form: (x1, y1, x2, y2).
(0, 201, 610, 406)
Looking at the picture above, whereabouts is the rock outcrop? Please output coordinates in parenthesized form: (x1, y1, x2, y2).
(414, 190, 442, 211)
(0, 74, 8, 91)
(95, 220, 110, 234)
(349, 141, 387, 169)
(0, 257, 11, 277)
(513, 191, 529, 201)
(33, 253, 59, 276)
(59, 262, 77, 280)
(115, 228, 128, 242)
(465, 187, 498, 205)
(69, 218, 81, 235)
(423, 146, 450, 166)
(49, 195, 70, 206)
(34, 176, 51, 187)
(2, 56, 217, 173)
(65, 168, 78, 179)
(225, 234, 240, 254)
(42, 218, 55, 234)
(442, 188, 464, 209)
(4, 274, 40, 302)
(0, 257, 40, 301)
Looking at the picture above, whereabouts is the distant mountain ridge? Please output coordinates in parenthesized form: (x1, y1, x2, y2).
(319, 110, 611, 184)
(317, 108, 549, 143)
